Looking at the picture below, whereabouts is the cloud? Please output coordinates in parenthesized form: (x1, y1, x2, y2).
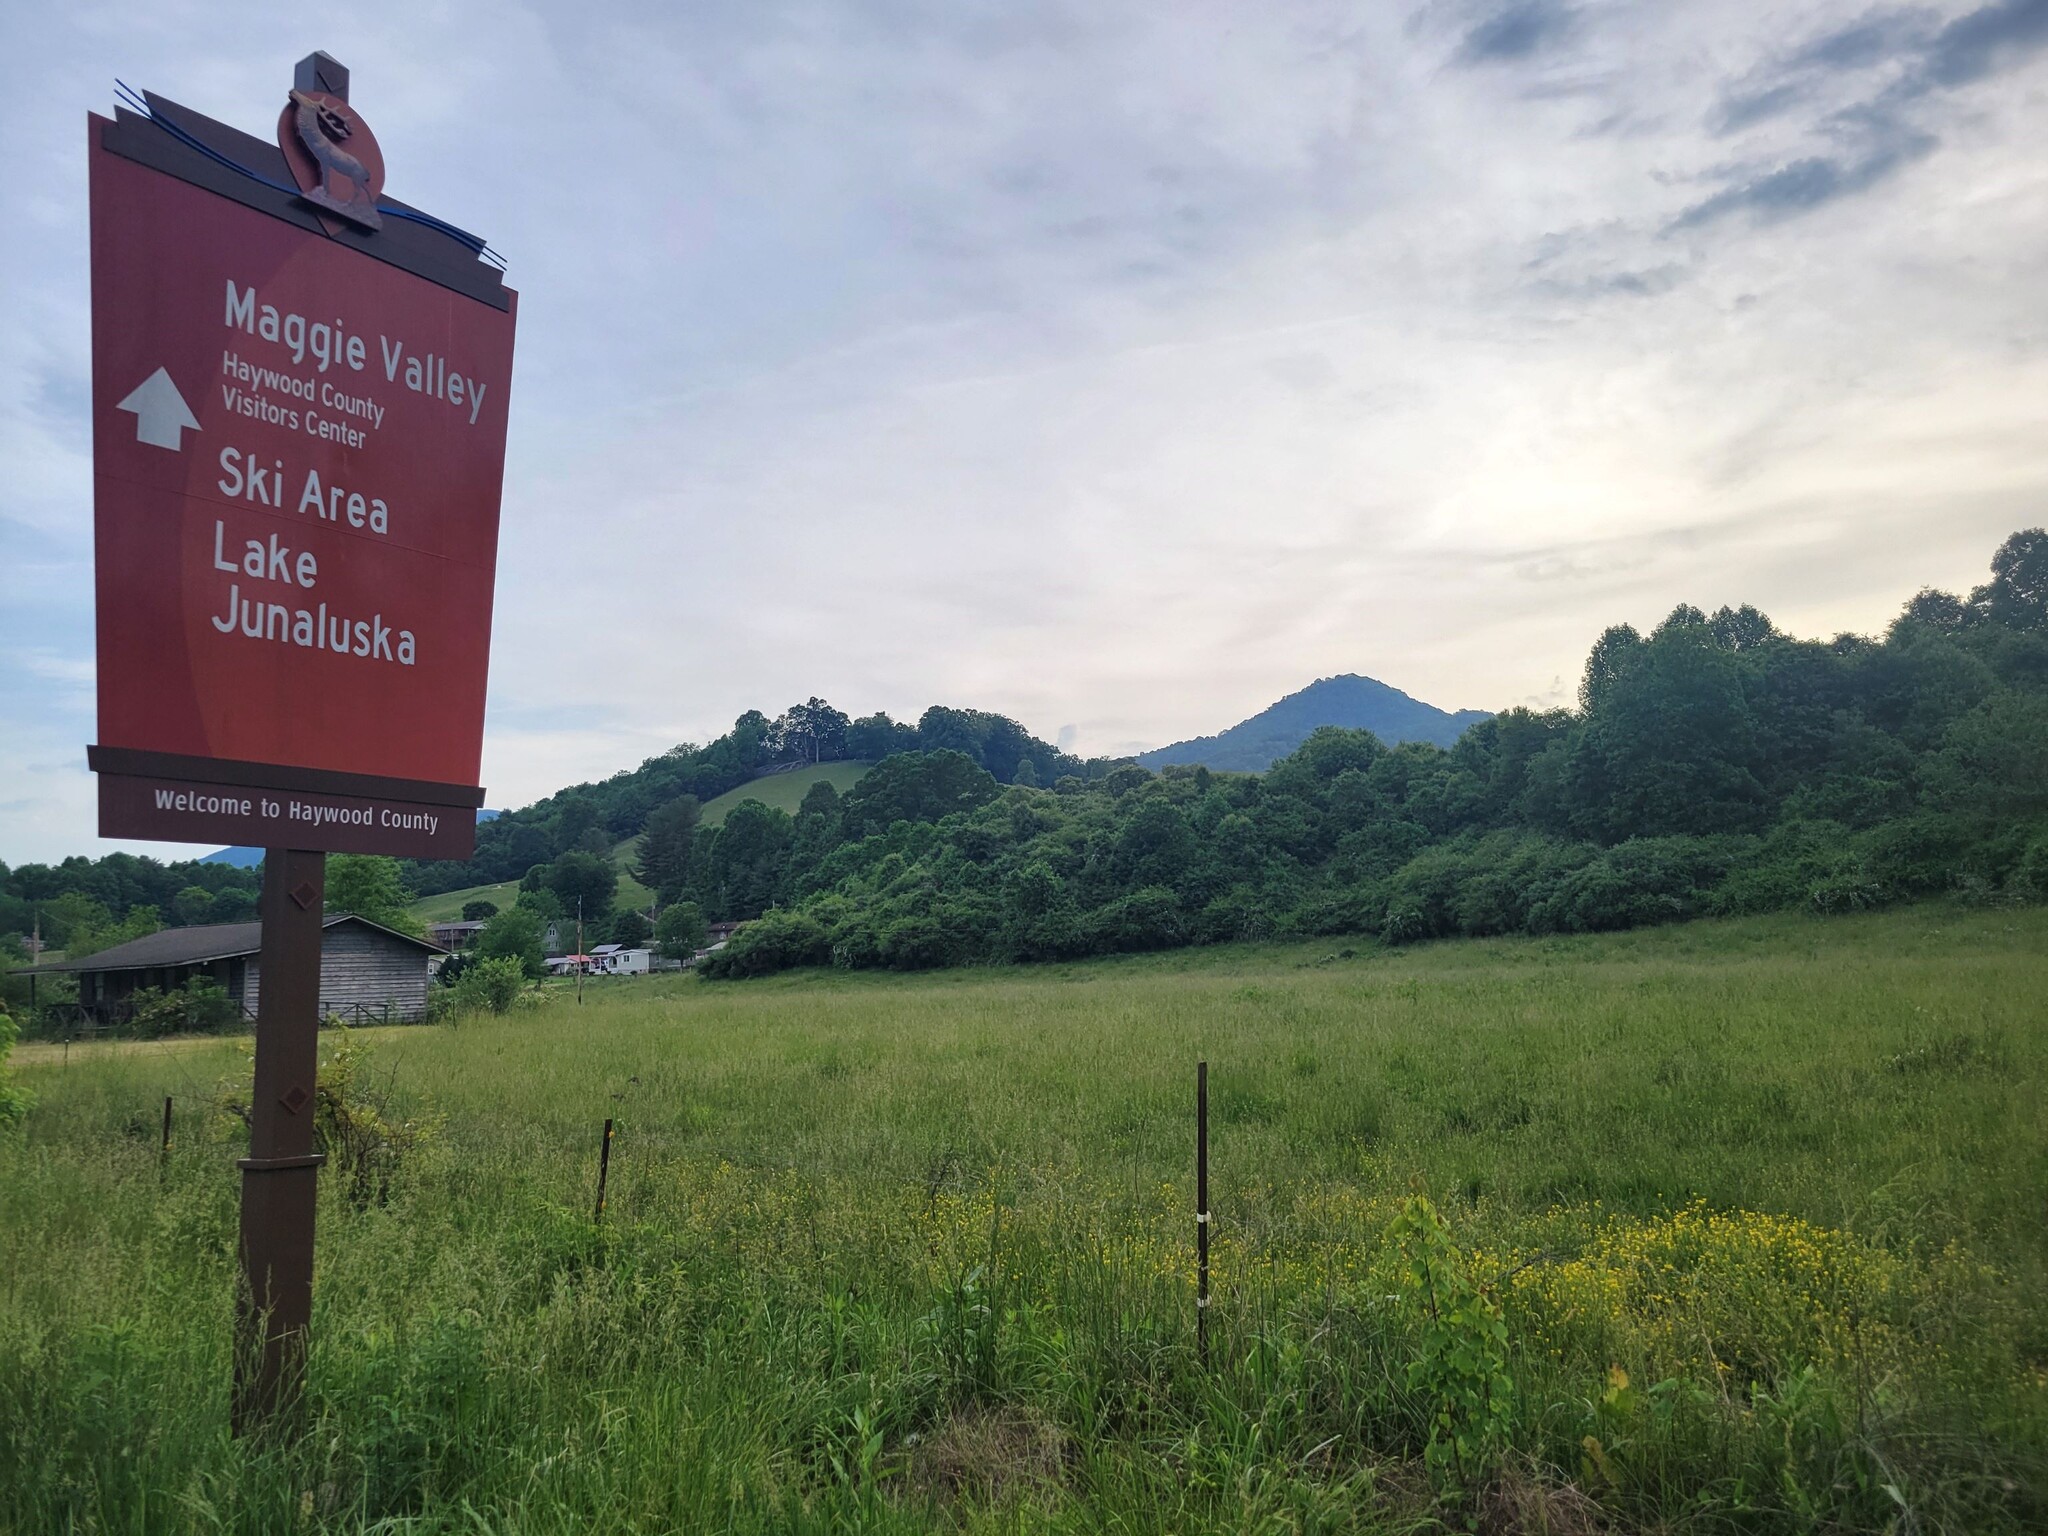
(1455, 2, 1580, 64)
(1681, 0, 2048, 228)
(1668, 131, 1936, 229)
(1916, 0, 2048, 88)
(1, 2, 2044, 861)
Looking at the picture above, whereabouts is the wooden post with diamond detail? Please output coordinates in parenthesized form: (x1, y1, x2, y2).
(233, 847, 328, 1433)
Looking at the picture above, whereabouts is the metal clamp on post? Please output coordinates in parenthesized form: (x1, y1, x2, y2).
(236, 1154, 328, 1172)
(1195, 1210, 1211, 1224)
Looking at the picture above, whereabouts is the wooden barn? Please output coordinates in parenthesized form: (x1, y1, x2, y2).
(20, 915, 445, 1025)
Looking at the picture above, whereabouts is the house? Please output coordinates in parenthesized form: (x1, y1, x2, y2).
(428, 918, 488, 951)
(596, 946, 651, 976)
(15, 915, 446, 1025)
(544, 945, 653, 977)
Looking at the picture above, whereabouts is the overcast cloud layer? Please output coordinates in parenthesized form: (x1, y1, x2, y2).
(3, 0, 2045, 864)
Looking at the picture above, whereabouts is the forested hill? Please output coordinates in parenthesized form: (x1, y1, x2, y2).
(691, 529, 2048, 978)
(403, 704, 1109, 898)
(1137, 675, 1490, 771)
(8, 531, 2044, 982)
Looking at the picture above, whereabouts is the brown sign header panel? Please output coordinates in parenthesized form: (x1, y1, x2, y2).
(87, 91, 515, 856)
(96, 765, 475, 860)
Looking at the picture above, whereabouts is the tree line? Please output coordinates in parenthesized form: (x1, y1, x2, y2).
(677, 530, 2047, 978)
(400, 702, 1103, 898)
(10, 529, 2044, 996)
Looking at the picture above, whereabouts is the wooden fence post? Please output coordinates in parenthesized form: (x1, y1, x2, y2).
(1197, 1059, 1210, 1366)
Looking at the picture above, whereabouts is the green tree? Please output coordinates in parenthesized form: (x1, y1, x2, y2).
(212, 886, 258, 922)
(325, 856, 423, 935)
(171, 886, 216, 926)
(610, 909, 652, 946)
(550, 797, 603, 856)
(634, 795, 702, 902)
(514, 886, 564, 922)
(38, 892, 114, 950)
(845, 712, 919, 760)
(63, 903, 161, 961)
(696, 802, 794, 919)
(769, 698, 851, 764)
(839, 751, 999, 838)
(460, 899, 499, 923)
(1564, 623, 1768, 839)
(476, 908, 547, 979)
(1968, 527, 2048, 631)
(546, 851, 617, 927)
(655, 901, 707, 959)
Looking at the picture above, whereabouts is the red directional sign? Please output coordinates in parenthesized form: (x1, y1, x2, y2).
(87, 99, 516, 858)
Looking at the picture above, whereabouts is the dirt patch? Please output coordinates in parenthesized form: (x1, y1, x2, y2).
(1477, 1464, 1606, 1535)
(905, 1403, 1070, 1508)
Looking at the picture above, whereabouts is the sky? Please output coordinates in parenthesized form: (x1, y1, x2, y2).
(3, 0, 2045, 866)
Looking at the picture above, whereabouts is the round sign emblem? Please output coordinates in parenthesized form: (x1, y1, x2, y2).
(276, 90, 385, 231)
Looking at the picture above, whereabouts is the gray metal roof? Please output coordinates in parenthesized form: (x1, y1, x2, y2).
(14, 913, 443, 975)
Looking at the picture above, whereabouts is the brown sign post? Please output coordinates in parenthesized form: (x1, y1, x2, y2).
(86, 54, 515, 1430)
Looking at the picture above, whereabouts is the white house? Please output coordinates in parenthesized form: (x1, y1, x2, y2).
(595, 945, 650, 976)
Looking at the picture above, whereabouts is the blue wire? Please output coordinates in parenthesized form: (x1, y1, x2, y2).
(112, 81, 507, 269)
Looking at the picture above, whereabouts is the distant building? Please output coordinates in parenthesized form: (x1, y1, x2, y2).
(14, 915, 445, 1025)
(544, 945, 653, 977)
(428, 918, 488, 951)
(596, 946, 650, 976)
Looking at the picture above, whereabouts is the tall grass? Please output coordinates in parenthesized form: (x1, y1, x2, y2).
(2, 904, 2043, 1532)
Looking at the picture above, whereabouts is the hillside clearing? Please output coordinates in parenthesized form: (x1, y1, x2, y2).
(410, 763, 871, 924)
(698, 759, 873, 826)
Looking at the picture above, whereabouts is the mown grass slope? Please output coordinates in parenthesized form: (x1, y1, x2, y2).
(413, 763, 870, 924)
(3, 904, 2042, 1532)
(410, 878, 524, 924)
(698, 759, 873, 826)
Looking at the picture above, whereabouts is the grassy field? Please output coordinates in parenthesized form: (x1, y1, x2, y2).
(3, 904, 2043, 1532)
(410, 878, 525, 925)
(699, 761, 873, 827)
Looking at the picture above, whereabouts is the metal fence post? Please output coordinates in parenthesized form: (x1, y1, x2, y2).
(595, 1118, 614, 1221)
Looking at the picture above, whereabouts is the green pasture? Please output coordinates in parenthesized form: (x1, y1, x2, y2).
(697, 760, 873, 827)
(409, 878, 524, 925)
(3, 903, 2043, 1532)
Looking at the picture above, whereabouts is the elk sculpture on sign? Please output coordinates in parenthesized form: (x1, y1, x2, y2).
(287, 87, 383, 230)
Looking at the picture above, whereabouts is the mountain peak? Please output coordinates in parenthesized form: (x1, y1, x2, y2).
(1136, 674, 1488, 772)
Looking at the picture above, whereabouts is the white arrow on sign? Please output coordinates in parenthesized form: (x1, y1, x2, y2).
(116, 367, 201, 451)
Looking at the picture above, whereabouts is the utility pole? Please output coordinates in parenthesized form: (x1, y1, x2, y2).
(576, 895, 585, 1006)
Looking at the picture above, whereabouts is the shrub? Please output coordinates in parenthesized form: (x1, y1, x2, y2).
(125, 977, 243, 1039)
(451, 956, 526, 1015)
(701, 910, 831, 978)
(0, 1005, 27, 1126)
(1529, 837, 1734, 934)
(1083, 886, 1184, 954)
(1392, 1195, 1514, 1490)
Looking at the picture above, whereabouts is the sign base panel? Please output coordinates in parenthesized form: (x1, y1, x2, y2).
(97, 770, 475, 859)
